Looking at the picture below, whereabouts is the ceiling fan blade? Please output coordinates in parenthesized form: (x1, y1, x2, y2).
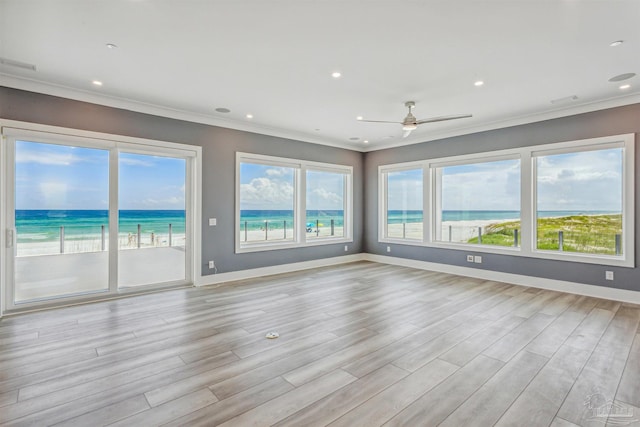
(403, 129, 413, 138)
(359, 119, 403, 124)
(415, 114, 472, 125)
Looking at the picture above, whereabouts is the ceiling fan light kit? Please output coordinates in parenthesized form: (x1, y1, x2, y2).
(359, 101, 472, 138)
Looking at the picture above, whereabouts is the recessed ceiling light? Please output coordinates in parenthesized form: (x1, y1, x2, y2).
(619, 84, 631, 90)
(215, 107, 231, 113)
(106, 43, 118, 49)
(246, 114, 253, 119)
(356, 116, 363, 121)
(331, 72, 341, 79)
(609, 73, 636, 82)
(363, 140, 369, 144)
(349, 137, 359, 141)
(92, 80, 103, 86)
(610, 40, 624, 47)
(474, 80, 484, 87)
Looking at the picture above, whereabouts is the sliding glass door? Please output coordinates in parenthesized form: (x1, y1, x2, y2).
(118, 152, 187, 288)
(4, 129, 197, 309)
(10, 139, 111, 303)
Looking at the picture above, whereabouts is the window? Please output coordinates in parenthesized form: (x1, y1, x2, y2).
(239, 162, 296, 244)
(434, 158, 520, 247)
(377, 134, 634, 267)
(381, 167, 423, 241)
(306, 170, 347, 239)
(236, 153, 352, 252)
(534, 147, 623, 256)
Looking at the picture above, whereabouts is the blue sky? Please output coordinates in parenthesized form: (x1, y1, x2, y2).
(441, 159, 520, 211)
(389, 150, 622, 212)
(239, 163, 345, 210)
(15, 141, 186, 210)
(536, 148, 622, 211)
(387, 169, 423, 211)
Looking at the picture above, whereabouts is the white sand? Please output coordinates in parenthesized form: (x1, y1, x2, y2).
(387, 218, 519, 242)
(16, 233, 186, 257)
(240, 226, 345, 243)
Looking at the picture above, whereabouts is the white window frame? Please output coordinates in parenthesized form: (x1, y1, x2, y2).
(379, 161, 427, 243)
(1, 120, 203, 312)
(377, 134, 635, 268)
(236, 152, 353, 253)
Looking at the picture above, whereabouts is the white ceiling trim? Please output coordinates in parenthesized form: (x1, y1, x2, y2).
(2, 73, 639, 154)
(0, 74, 347, 151)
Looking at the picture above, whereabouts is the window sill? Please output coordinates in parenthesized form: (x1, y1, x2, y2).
(237, 237, 353, 254)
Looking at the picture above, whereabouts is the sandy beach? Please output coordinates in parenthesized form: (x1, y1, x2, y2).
(387, 218, 519, 242)
(16, 232, 187, 257)
(241, 226, 345, 243)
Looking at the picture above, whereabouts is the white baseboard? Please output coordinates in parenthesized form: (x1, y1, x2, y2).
(195, 252, 640, 304)
(364, 254, 640, 304)
(196, 254, 367, 287)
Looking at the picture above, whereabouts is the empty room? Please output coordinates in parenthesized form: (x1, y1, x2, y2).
(1, 1, 640, 426)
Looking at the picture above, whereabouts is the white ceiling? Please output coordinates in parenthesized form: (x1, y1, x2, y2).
(1, 0, 639, 152)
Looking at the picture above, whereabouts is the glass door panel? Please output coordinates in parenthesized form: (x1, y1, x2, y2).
(13, 140, 110, 303)
(118, 152, 187, 287)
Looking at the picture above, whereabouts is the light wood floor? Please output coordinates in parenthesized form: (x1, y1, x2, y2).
(1, 261, 639, 426)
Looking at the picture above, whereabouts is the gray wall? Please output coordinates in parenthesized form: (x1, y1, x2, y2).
(364, 103, 640, 292)
(0, 87, 364, 276)
(3, 85, 640, 293)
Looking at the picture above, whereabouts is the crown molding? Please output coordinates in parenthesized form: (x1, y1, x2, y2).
(0, 73, 355, 152)
(2, 73, 639, 154)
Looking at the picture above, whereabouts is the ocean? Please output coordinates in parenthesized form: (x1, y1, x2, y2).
(15, 209, 621, 244)
(240, 210, 345, 231)
(15, 210, 186, 244)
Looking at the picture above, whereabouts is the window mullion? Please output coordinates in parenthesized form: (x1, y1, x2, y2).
(108, 148, 119, 293)
(423, 165, 431, 244)
(520, 150, 533, 256)
(298, 166, 306, 244)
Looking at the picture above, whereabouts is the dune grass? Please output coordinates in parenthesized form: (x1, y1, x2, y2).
(467, 214, 622, 255)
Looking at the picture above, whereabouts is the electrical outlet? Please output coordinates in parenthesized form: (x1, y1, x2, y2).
(208, 260, 215, 269)
(606, 271, 614, 281)
(386, 246, 391, 253)
(209, 218, 217, 226)
(344, 245, 348, 251)
(474, 256, 482, 264)
(466, 255, 474, 262)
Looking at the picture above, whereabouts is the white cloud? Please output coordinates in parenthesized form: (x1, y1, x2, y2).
(442, 161, 520, 211)
(307, 188, 343, 210)
(387, 178, 423, 211)
(240, 177, 294, 209)
(265, 167, 292, 177)
(16, 151, 81, 166)
(138, 196, 184, 207)
(537, 149, 622, 211)
(119, 157, 154, 167)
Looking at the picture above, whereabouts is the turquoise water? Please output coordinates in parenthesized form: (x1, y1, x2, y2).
(240, 210, 344, 230)
(387, 210, 620, 224)
(15, 210, 185, 243)
(16, 209, 621, 243)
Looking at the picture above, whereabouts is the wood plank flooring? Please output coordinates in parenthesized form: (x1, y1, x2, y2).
(1, 261, 639, 426)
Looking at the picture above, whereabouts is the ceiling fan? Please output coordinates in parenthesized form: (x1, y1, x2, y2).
(358, 101, 472, 138)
